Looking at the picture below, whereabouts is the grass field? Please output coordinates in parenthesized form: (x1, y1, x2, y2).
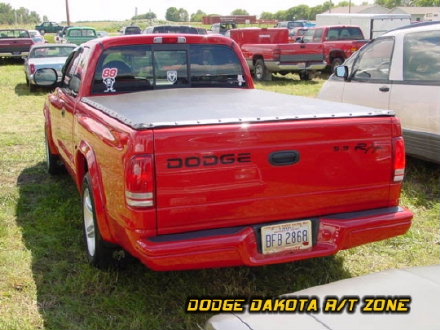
(0, 60, 438, 330)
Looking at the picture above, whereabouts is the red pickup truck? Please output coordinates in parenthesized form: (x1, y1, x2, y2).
(36, 34, 412, 271)
(229, 28, 327, 81)
(296, 25, 368, 71)
(0, 29, 34, 58)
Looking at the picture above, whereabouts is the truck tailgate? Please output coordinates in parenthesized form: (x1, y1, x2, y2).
(153, 117, 395, 235)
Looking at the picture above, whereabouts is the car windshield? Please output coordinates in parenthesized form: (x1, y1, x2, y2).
(92, 44, 247, 94)
(30, 46, 75, 58)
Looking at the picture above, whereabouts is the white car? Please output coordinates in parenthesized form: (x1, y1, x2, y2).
(24, 43, 76, 92)
(206, 264, 440, 330)
(318, 21, 440, 164)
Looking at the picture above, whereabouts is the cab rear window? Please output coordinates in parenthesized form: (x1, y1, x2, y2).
(92, 44, 246, 94)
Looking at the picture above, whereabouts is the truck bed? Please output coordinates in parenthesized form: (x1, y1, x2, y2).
(83, 88, 394, 129)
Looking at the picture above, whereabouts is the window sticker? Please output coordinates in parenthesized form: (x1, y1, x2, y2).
(237, 75, 245, 86)
(102, 67, 118, 92)
(167, 70, 177, 83)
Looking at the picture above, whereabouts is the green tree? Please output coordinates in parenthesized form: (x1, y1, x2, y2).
(132, 11, 156, 20)
(260, 11, 275, 20)
(411, 0, 440, 5)
(274, 10, 288, 21)
(178, 8, 189, 22)
(0, 2, 15, 24)
(286, 5, 311, 20)
(190, 9, 206, 22)
(337, 1, 350, 6)
(165, 7, 179, 21)
(231, 9, 249, 15)
(375, 0, 403, 8)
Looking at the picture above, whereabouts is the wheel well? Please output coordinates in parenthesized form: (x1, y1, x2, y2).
(329, 50, 345, 61)
(76, 152, 88, 192)
(253, 55, 263, 65)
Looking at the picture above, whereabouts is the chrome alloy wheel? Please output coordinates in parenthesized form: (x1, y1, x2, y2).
(83, 187, 96, 257)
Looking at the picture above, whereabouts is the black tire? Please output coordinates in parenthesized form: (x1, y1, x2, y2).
(299, 71, 311, 81)
(254, 59, 272, 81)
(45, 130, 63, 175)
(82, 173, 117, 268)
(331, 57, 344, 73)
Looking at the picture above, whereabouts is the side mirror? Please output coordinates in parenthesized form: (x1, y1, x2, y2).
(34, 68, 58, 87)
(335, 65, 349, 80)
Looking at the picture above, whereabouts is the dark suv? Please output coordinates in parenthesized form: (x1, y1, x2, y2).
(121, 26, 142, 35)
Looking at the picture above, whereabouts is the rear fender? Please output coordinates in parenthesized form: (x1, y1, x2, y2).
(77, 140, 114, 243)
(43, 102, 59, 155)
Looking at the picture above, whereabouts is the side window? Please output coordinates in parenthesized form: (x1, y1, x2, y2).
(351, 37, 394, 81)
(302, 29, 314, 43)
(403, 30, 440, 82)
(313, 28, 323, 42)
(62, 48, 84, 94)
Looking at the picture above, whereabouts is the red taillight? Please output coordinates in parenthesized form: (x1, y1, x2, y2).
(392, 137, 406, 182)
(30, 64, 36, 74)
(125, 155, 155, 208)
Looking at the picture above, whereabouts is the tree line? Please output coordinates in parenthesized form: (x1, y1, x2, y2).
(0, 2, 41, 24)
(137, 0, 439, 23)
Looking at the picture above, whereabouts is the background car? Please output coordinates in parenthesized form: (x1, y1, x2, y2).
(120, 25, 141, 35)
(318, 21, 440, 164)
(24, 43, 76, 92)
(27, 30, 45, 44)
(62, 27, 97, 45)
(206, 264, 440, 330)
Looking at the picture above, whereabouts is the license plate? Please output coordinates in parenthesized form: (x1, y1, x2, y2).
(297, 62, 306, 69)
(261, 220, 312, 255)
(12, 52, 21, 55)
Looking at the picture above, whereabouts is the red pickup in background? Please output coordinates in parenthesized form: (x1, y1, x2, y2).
(296, 25, 368, 71)
(229, 28, 327, 81)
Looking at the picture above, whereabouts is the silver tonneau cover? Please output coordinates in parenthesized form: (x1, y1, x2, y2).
(82, 88, 395, 129)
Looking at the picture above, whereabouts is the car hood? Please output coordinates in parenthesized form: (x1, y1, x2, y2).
(206, 264, 440, 330)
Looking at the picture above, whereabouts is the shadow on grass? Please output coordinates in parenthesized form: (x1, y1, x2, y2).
(0, 57, 24, 66)
(404, 157, 440, 208)
(14, 82, 53, 97)
(256, 72, 330, 88)
(16, 162, 351, 330)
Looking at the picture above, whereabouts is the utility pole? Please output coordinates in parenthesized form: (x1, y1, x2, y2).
(349, 0, 352, 13)
(65, 0, 71, 26)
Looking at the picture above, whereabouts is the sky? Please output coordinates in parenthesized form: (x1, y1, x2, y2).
(5, 0, 365, 22)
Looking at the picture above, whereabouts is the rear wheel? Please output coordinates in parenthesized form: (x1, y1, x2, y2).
(82, 173, 116, 268)
(299, 71, 311, 81)
(45, 130, 63, 174)
(254, 59, 272, 81)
